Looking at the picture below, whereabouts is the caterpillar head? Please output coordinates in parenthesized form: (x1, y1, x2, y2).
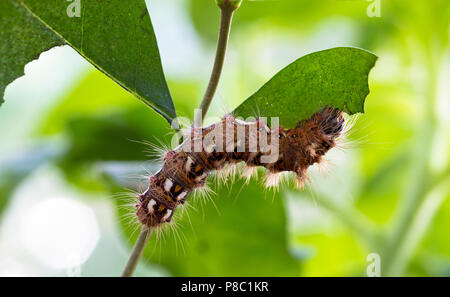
(279, 107, 346, 182)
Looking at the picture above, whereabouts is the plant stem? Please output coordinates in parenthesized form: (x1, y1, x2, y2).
(387, 177, 448, 275)
(121, 227, 152, 277)
(121, 1, 241, 277)
(381, 50, 440, 276)
(315, 193, 380, 249)
(195, 2, 237, 124)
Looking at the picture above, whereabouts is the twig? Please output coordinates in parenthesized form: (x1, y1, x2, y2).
(195, 0, 241, 124)
(121, 0, 241, 277)
(121, 227, 153, 277)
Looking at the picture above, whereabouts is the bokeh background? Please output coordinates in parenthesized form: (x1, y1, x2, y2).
(0, 0, 449, 276)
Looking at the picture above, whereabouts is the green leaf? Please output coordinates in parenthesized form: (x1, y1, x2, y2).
(233, 47, 377, 128)
(0, 0, 64, 104)
(1, 0, 176, 122)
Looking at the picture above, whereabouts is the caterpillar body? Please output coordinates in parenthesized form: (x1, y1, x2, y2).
(136, 107, 345, 227)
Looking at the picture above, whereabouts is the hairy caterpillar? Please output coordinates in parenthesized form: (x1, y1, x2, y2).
(136, 107, 345, 227)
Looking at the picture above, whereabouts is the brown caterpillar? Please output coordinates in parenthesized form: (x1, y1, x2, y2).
(136, 107, 345, 227)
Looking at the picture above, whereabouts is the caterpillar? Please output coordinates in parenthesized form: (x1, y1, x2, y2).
(136, 107, 345, 227)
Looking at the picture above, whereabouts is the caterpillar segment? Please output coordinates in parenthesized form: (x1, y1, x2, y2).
(136, 107, 346, 227)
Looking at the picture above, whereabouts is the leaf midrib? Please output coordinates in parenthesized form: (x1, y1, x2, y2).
(17, 0, 173, 123)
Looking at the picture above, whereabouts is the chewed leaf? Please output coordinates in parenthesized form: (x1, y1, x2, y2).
(233, 47, 377, 128)
(0, 0, 64, 104)
(1, 0, 176, 123)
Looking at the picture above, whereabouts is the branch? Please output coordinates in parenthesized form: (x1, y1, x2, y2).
(195, 0, 241, 124)
(121, 0, 242, 277)
(121, 227, 152, 277)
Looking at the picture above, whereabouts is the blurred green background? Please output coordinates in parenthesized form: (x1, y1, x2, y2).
(0, 0, 449, 276)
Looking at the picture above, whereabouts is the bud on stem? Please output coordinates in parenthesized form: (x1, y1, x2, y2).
(216, 0, 243, 11)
